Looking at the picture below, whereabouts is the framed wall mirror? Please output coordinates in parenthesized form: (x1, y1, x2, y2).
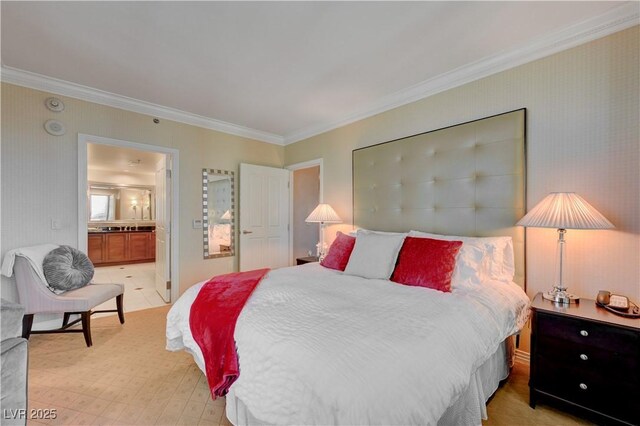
(88, 182, 155, 222)
(203, 169, 235, 259)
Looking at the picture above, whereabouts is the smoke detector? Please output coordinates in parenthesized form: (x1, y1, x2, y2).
(45, 97, 65, 112)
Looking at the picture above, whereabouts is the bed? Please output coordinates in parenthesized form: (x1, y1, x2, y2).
(168, 262, 529, 425)
(167, 109, 530, 425)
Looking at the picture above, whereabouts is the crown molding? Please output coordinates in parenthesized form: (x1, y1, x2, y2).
(283, 2, 639, 145)
(0, 66, 285, 146)
(2, 3, 636, 147)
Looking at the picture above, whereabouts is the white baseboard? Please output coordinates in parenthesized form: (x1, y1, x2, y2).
(515, 349, 530, 365)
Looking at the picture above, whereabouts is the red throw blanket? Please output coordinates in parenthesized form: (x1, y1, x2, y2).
(189, 268, 270, 398)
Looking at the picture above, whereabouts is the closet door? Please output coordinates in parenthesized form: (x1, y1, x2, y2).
(239, 164, 290, 271)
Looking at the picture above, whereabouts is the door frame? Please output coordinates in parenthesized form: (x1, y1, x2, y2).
(77, 134, 181, 303)
(285, 158, 323, 266)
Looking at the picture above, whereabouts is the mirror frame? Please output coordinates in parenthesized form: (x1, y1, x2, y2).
(202, 168, 235, 259)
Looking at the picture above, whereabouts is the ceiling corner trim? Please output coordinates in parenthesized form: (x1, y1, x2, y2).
(0, 66, 285, 146)
(283, 2, 639, 145)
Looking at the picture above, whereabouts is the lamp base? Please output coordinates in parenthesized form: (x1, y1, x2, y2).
(543, 289, 580, 304)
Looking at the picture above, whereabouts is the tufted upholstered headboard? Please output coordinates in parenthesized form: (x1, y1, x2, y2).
(353, 109, 526, 288)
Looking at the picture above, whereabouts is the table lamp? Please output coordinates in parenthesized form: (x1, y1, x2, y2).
(517, 192, 614, 304)
(305, 203, 342, 261)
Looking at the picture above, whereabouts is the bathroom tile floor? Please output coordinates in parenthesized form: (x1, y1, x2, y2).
(92, 262, 168, 315)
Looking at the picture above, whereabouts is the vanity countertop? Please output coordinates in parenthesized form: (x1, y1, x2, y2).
(88, 227, 155, 233)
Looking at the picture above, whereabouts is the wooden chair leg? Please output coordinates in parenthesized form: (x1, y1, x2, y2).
(116, 294, 125, 324)
(22, 314, 34, 339)
(62, 312, 71, 327)
(81, 312, 92, 347)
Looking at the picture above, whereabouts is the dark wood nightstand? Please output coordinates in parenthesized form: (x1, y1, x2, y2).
(530, 293, 640, 425)
(296, 256, 319, 265)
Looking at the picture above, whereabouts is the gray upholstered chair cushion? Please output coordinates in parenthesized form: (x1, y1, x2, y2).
(1, 299, 28, 425)
(63, 283, 124, 312)
(43, 245, 94, 292)
(0, 299, 25, 341)
(1, 337, 28, 425)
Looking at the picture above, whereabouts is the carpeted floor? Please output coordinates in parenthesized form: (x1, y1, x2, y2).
(484, 362, 592, 425)
(27, 306, 227, 425)
(26, 305, 592, 425)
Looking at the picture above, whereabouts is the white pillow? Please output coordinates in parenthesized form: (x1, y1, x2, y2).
(344, 230, 406, 279)
(409, 231, 515, 283)
(481, 236, 515, 282)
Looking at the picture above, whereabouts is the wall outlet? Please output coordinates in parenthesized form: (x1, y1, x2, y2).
(51, 218, 62, 230)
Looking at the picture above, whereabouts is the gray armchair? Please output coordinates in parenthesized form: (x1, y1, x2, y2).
(1, 299, 28, 426)
(13, 256, 125, 347)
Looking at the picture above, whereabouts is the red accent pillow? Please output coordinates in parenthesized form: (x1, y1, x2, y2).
(320, 232, 356, 271)
(391, 237, 462, 292)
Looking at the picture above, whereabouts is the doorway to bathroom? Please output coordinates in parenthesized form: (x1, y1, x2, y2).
(286, 159, 322, 265)
(78, 134, 180, 311)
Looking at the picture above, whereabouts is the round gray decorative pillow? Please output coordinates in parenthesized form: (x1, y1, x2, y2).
(43, 245, 95, 292)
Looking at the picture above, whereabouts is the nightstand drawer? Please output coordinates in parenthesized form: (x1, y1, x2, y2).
(537, 336, 639, 383)
(537, 312, 638, 353)
(536, 357, 639, 423)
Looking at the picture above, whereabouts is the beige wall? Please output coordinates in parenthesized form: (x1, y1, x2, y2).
(1, 27, 637, 346)
(1, 83, 284, 310)
(292, 166, 320, 260)
(285, 27, 639, 350)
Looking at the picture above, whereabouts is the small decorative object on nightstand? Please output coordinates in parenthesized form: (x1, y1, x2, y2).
(296, 256, 319, 265)
(529, 292, 639, 425)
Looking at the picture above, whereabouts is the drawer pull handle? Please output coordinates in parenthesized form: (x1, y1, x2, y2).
(579, 383, 588, 390)
(579, 330, 589, 337)
(579, 354, 588, 361)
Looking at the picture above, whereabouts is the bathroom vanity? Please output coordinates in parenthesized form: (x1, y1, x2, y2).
(88, 226, 155, 266)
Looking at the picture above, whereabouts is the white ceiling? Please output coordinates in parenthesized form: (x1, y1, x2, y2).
(1, 2, 636, 145)
(88, 143, 164, 175)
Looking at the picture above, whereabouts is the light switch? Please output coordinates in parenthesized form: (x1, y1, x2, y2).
(51, 219, 62, 230)
(192, 219, 203, 229)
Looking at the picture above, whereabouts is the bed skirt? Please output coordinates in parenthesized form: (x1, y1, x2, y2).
(226, 336, 515, 426)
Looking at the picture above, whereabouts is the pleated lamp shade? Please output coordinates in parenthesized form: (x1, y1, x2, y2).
(305, 204, 342, 224)
(517, 193, 614, 229)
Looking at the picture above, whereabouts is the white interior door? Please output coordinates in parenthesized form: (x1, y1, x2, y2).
(240, 163, 290, 271)
(155, 156, 171, 302)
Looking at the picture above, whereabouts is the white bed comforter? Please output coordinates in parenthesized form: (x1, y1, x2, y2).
(167, 263, 530, 425)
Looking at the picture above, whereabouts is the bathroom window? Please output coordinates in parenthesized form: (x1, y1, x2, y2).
(90, 194, 115, 221)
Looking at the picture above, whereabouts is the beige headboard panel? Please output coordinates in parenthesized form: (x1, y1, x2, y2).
(353, 109, 526, 288)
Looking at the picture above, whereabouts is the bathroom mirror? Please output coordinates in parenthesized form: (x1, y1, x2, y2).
(88, 182, 155, 221)
(203, 169, 235, 259)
